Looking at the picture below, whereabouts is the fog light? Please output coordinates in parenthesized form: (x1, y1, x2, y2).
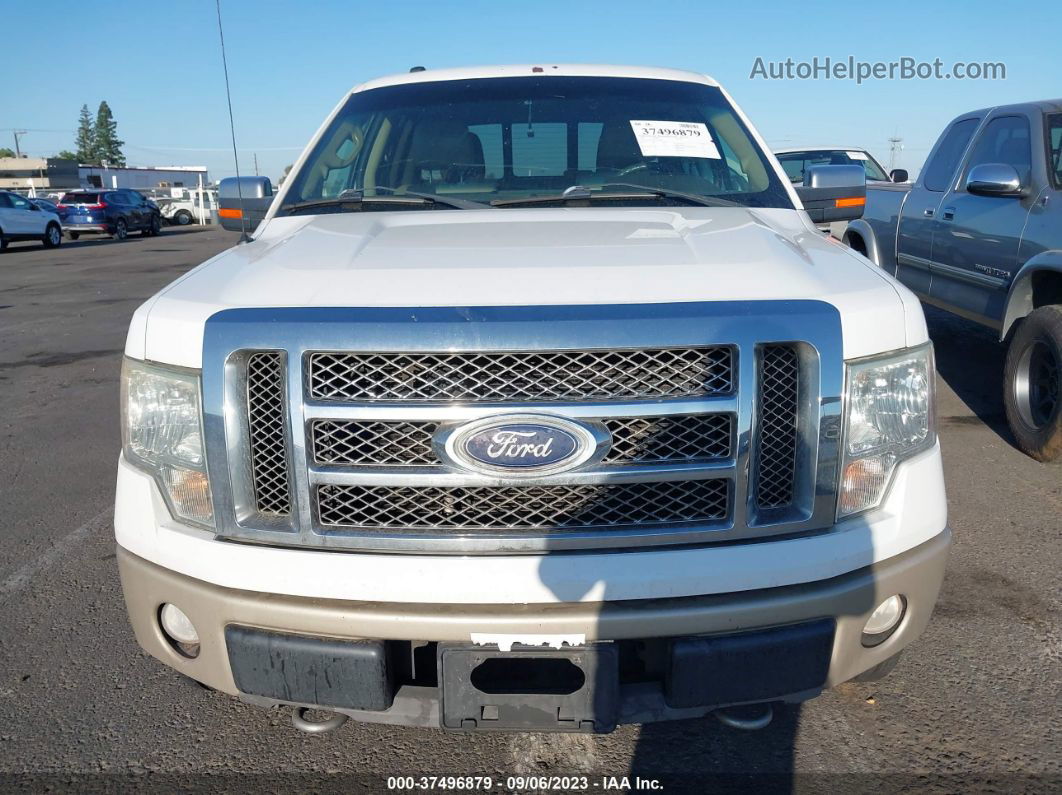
(862, 595, 906, 646)
(160, 603, 200, 657)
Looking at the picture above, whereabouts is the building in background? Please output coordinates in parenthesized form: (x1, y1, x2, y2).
(0, 158, 209, 194)
(0, 157, 80, 190)
(79, 164, 209, 190)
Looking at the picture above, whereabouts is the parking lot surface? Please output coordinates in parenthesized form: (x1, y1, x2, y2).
(0, 229, 1058, 791)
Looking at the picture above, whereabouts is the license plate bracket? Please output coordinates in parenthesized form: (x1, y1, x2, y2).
(438, 643, 618, 732)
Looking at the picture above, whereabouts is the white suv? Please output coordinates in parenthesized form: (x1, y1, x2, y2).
(0, 191, 63, 250)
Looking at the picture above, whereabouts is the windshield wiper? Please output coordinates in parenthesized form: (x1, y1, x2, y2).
(281, 188, 490, 215)
(491, 184, 743, 208)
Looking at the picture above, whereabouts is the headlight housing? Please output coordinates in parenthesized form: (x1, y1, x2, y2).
(121, 358, 213, 527)
(838, 344, 935, 518)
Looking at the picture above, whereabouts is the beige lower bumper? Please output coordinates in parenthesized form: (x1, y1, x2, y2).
(118, 528, 950, 701)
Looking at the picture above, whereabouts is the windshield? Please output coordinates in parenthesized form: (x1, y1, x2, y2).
(776, 149, 890, 183)
(280, 76, 793, 213)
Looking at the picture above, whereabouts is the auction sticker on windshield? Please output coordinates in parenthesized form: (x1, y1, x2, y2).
(629, 120, 721, 158)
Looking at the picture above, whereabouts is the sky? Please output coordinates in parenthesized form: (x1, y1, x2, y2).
(2, 0, 1057, 183)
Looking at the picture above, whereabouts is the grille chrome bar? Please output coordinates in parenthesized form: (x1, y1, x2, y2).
(308, 347, 734, 403)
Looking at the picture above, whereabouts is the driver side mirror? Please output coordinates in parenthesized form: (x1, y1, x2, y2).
(890, 169, 909, 183)
(965, 163, 1026, 197)
(795, 164, 866, 223)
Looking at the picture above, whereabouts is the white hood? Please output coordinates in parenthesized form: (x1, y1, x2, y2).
(128, 207, 926, 367)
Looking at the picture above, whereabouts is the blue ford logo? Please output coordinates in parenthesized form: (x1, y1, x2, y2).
(444, 416, 598, 476)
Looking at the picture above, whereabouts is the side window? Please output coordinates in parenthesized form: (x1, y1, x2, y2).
(0, 193, 11, 208)
(9, 193, 30, 210)
(964, 115, 1032, 186)
(105, 192, 123, 205)
(1047, 114, 1061, 188)
(922, 118, 980, 192)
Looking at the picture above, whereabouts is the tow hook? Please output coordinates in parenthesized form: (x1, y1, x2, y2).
(714, 703, 774, 731)
(291, 706, 349, 734)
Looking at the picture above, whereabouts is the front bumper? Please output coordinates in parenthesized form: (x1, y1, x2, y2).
(118, 527, 950, 730)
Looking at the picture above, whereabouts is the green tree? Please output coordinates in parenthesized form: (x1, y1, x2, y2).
(75, 104, 96, 164)
(55, 150, 79, 161)
(92, 101, 125, 166)
(0, 147, 15, 158)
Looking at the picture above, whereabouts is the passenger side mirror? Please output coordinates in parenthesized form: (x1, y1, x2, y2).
(217, 176, 275, 233)
(795, 164, 866, 223)
(890, 169, 909, 183)
(965, 163, 1026, 197)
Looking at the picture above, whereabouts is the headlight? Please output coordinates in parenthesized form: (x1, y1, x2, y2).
(121, 358, 213, 527)
(838, 344, 935, 518)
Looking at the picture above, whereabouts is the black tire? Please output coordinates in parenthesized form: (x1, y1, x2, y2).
(0, 228, 7, 252)
(112, 218, 128, 240)
(147, 214, 161, 236)
(42, 222, 62, 248)
(851, 651, 904, 683)
(174, 210, 193, 226)
(67, 231, 80, 241)
(1004, 305, 1062, 462)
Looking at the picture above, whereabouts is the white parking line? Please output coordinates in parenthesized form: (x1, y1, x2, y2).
(0, 506, 112, 601)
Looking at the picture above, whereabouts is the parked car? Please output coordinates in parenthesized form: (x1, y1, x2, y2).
(0, 189, 63, 250)
(29, 197, 60, 214)
(117, 65, 949, 736)
(776, 147, 908, 185)
(56, 189, 161, 240)
(846, 100, 1062, 460)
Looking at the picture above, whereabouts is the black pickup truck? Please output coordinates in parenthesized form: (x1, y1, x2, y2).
(844, 100, 1062, 461)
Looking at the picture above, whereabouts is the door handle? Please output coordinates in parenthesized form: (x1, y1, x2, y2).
(923, 208, 935, 218)
(942, 206, 955, 221)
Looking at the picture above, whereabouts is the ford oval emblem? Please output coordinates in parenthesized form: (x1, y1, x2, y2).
(442, 415, 601, 477)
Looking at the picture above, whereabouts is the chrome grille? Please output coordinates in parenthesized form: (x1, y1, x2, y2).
(308, 347, 734, 403)
(311, 415, 733, 467)
(754, 345, 800, 509)
(316, 480, 730, 532)
(246, 352, 291, 515)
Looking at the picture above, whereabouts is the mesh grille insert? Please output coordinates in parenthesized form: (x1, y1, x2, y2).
(308, 347, 734, 403)
(754, 345, 800, 510)
(310, 415, 732, 467)
(317, 480, 730, 532)
(246, 352, 291, 515)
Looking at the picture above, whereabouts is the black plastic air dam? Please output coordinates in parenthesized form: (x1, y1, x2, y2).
(665, 618, 835, 708)
(225, 626, 393, 711)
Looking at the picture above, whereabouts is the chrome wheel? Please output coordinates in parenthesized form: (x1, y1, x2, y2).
(114, 219, 127, 240)
(1014, 339, 1060, 429)
(47, 225, 61, 246)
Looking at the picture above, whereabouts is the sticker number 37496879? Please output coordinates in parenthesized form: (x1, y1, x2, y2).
(628, 120, 722, 159)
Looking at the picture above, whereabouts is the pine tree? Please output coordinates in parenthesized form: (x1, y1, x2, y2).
(92, 101, 125, 167)
(75, 104, 96, 164)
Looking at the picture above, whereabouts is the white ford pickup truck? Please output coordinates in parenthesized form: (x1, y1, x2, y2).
(116, 64, 949, 734)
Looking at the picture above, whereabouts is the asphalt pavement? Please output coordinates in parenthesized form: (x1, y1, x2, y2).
(0, 227, 1058, 792)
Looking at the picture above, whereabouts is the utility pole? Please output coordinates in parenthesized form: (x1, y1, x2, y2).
(253, 152, 259, 177)
(888, 136, 904, 170)
(13, 130, 27, 158)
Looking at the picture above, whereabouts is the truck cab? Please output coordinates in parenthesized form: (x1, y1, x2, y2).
(116, 65, 949, 734)
(846, 101, 1062, 460)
